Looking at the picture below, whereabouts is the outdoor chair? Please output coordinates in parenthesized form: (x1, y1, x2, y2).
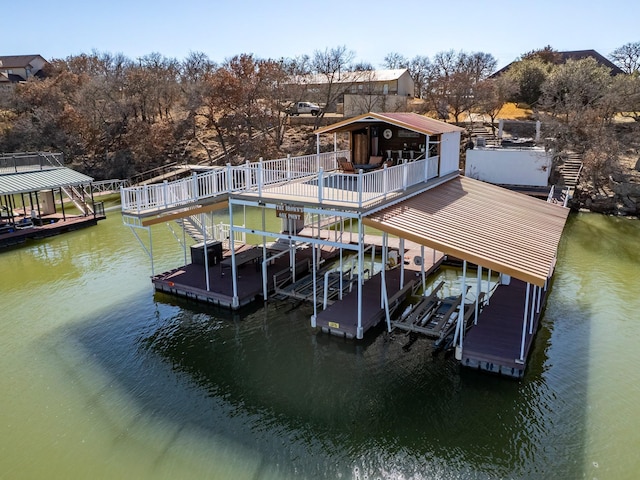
(337, 158, 356, 174)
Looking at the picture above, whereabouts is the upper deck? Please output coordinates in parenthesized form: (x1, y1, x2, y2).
(120, 150, 444, 218)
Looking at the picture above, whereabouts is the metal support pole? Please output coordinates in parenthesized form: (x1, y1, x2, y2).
(529, 286, 537, 335)
(357, 217, 364, 339)
(149, 228, 154, 276)
(262, 208, 268, 301)
(420, 245, 426, 294)
(202, 213, 211, 291)
(519, 283, 531, 361)
(399, 238, 405, 289)
(475, 265, 482, 325)
(229, 202, 239, 308)
(312, 241, 317, 325)
(486, 268, 492, 305)
(381, 233, 388, 308)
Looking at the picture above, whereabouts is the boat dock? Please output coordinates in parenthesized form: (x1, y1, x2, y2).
(461, 279, 546, 379)
(0, 210, 106, 248)
(153, 244, 339, 308)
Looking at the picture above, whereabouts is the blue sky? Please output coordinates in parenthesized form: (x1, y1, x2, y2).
(5, 0, 639, 69)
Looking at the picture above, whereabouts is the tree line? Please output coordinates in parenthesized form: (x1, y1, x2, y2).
(0, 42, 638, 184)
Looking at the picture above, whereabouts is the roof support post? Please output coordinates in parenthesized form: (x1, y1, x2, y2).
(381, 233, 388, 309)
(382, 232, 391, 332)
(475, 265, 482, 325)
(399, 237, 405, 290)
(537, 284, 542, 313)
(529, 286, 537, 334)
(486, 269, 492, 305)
(312, 236, 318, 327)
(420, 245, 426, 294)
(356, 216, 364, 339)
(229, 200, 239, 308)
(519, 283, 531, 362)
(201, 213, 211, 292)
(262, 207, 268, 301)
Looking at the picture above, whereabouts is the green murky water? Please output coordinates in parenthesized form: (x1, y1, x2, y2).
(1, 208, 639, 479)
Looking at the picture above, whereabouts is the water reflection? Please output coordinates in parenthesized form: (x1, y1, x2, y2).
(5, 211, 635, 478)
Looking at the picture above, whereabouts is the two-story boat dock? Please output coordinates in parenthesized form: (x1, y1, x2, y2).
(120, 112, 569, 378)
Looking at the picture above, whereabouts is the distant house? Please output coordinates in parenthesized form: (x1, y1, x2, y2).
(492, 49, 624, 77)
(0, 54, 49, 83)
(290, 69, 415, 116)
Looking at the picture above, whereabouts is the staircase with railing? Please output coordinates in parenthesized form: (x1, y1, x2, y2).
(548, 152, 583, 207)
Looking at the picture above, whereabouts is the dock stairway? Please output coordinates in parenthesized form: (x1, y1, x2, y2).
(175, 216, 205, 242)
(548, 152, 583, 206)
(39, 153, 95, 215)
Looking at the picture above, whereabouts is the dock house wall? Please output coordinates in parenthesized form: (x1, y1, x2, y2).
(440, 131, 462, 175)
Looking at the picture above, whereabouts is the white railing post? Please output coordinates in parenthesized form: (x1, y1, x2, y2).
(163, 180, 169, 208)
(403, 160, 408, 191)
(318, 168, 324, 203)
(226, 163, 232, 192)
(258, 158, 263, 197)
(245, 160, 251, 190)
(383, 164, 388, 200)
(357, 170, 363, 207)
(287, 154, 292, 181)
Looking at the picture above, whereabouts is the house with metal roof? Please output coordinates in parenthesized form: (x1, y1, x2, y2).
(289, 69, 415, 115)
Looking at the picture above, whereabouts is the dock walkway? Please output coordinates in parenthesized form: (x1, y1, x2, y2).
(152, 245, 339, 308)
(461, 279, 545, 379)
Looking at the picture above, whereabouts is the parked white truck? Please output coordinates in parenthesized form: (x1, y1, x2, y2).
(287, 101, 322, 116)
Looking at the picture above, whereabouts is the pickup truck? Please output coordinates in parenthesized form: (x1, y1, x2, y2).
(287, 101, 322, 116)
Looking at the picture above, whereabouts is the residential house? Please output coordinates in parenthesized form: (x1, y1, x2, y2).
(291, 69, 415, 116)
(0, 54, 49, 82)
(491, 49, 624, 77)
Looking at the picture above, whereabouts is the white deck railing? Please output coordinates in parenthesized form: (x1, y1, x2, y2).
(121, 151, 441, 214)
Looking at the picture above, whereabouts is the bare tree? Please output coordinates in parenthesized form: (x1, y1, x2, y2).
(473, 76, 518, 135)
(610, 41, 640, 74)
(425, 50, 496, 123)
(613, 73, 640, 122)
(383, 52, 408, 70)
(310, 45, 356, 126)
(538, 58, 618, 188)
(407, 55, 431, 98)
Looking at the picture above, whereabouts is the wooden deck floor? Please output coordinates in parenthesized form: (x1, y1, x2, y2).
(0, 214, 105, 249)
(314, 249, 444, 339)
(461, 279, 546, 379)
(315, 267, 420, 339)
(152, 245, 339, 308)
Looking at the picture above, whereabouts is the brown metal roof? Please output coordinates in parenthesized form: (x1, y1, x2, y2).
(363, 176, 570, 287)
(315, 112, 464, 135)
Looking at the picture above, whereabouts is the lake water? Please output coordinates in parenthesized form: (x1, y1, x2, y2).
(1, 207, 639, 479)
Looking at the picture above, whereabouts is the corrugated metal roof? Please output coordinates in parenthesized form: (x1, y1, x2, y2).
(0, 167, 94, 195)
(315, 112, 464, 135)
(300, 68, 409, 85)
(363, 176, 569, 287)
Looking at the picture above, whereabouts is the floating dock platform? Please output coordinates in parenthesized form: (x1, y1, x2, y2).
(461, 279, 546, 379)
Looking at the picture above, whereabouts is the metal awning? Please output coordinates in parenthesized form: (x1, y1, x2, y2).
(362, 176, 570, 286)
(0, 167, 94, 195)
(315, 111, 464, 135)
